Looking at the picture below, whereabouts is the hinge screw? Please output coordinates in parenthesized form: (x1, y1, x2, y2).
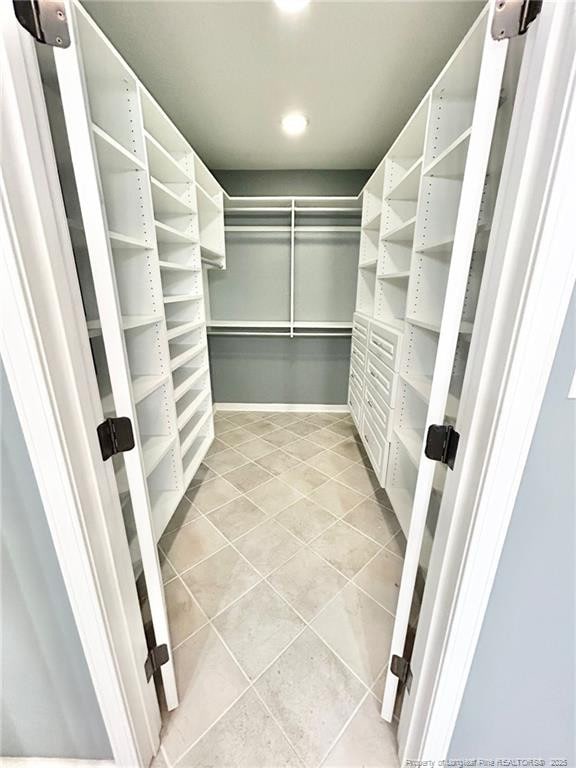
(56, 9, 65, 19)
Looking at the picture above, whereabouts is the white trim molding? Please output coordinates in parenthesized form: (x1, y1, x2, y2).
(399, 3, 576, 762)
(214, 403, 350, 413)
(1, 761, 114, 768)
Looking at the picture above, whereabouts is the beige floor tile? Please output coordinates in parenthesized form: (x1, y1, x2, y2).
(164, 495, 202, 535)
(186, 463, 217, 489)
(159, 518, 227, 574)
(321, 694, 399, 768)
(262, 428, 300, 448)
(286, 420, 320, 437)
(255, 629, 365, 767)
(185, 477, 240, 514)
(328, 419, 359, 439)
(220, 427, 255, 448)
(161, 625, 248, 764)
(386, 530, 407, 558)
(236, 519, 303, 576)
(223, 462, 273, 493)
(267, 412, 298, 428)
(275, 497, 336, 543)
(372, 486, 395, 510)
(337, 463, 381, 496)
(182, 546, 261, 619)
(214, 582, 305, 680)
(310, 521, 380, 578)
(280, 463, 329, 495)
(331, 438, 367, 463)
(205, 437, 228, 457)
(308, 429, 346, 450)
(344, 498, 401, 545)
(176, 689, 300, 768)
(269, 548, 347, 622)
(160, 549, 177, 584)
(239, 437, 276, 461)
(283, 438, 324, 461)
(203, 447, 248, 475)
(245, 420, 277, 437)
(308, 479, 366, 518)
(246, 477, 303, 516)
(164, 578, 207, 646)
(214, 419, 237, 436)
(255, 449, 302, 476)
(305, 413, 343, 428)
(307, 450, 354, 477)
(207, 495, 268, 541)
(312, 583, 394, 686)
(354, 550, 404, 614)
(224, 412, 263, 427)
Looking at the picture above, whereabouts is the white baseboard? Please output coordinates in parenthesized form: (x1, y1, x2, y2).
(0, 760, 114, 768)
(214, 403, 350, 414)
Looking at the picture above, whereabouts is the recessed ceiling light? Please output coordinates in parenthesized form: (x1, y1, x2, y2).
(282, 112, 309, 137)
(274, 0, 311, 14)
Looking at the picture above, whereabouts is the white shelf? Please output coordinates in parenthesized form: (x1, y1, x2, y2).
(163, 293, 202, 305)
(116, 434, 176, 494)
(180, 408, 212, 456)
(381, 216, 417, 243)
(108, 230, 151, 250)
(394, 426, 423, 467)
(416, 236, 455, 254)
(145, 131, 193, 184)
(386, 486, 414, 536)
(362, 210, 382, 232)
(385, 157, 422, 201)
(177, 388, 210, 430)
(400, 372, 459, 420)
(407, 316, 473, 336)
(151, 490, 182, 543)
(201, 244, 226, 263)
(379, 270, 411, 280)
(170, 341, 205, 372)
(155, 220, 198, 244)
(150, 177, 195, 216)
(166, 319, 205, 341)
(359, 258, 378, 270)
(424, 128, 472, 179)
(92, 124, 145, 173)
(183, 433, 213, 488)
(87, 314, 160, 337)
(159, 260, 198, 273)
(173, 364, 209, 402)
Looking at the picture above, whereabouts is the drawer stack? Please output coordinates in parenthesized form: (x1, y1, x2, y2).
(348, 314, 403, 486)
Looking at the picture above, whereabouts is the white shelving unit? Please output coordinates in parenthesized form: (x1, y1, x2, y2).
(207, 195, 362, 338)
(349, 5, 513, 550)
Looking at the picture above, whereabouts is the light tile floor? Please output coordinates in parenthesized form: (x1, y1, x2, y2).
(155, 410, 405, 768)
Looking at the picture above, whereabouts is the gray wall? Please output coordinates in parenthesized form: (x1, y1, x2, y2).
(0, 363, 112, 759)
(449, 288, 576, 762)
(208, 170, 365, 405)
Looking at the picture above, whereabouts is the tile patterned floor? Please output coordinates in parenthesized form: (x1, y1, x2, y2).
(155, 410, 405, 768)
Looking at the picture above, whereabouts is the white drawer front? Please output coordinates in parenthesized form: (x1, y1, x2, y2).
(353, 312, 370, 333)
(364, 382, 393, 441)
(369, 321, 403, 372)
(352, 321, 369, 348)
(361, 414, 389, 486)
(348, 384, 363, 430)
(351, 340, 367, 371)
(366, 352, 398, 409)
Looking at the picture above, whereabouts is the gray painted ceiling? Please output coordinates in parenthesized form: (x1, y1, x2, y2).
(82, 0, 483, 171)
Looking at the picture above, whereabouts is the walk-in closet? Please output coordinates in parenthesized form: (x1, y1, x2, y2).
(21, 0, 529, 765)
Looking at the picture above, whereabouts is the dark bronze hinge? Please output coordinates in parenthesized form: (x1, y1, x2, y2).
(97, 417, 135, 462)
(492, 0, 542, 40)
(425, 424, 460, 471)
(144, 644, 169, 682)
(391, 654, 413, 693)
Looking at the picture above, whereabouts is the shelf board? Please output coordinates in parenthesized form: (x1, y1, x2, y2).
(381, 216, 417, 244)
(359, 258, 378, 270)
(173, 364, 209, 402)
(116, 434, 176, 494)
(407, 316, 473, 336)
(164, 293, 202, 305)
(424, 128, 472, 179)
(394, 425, 423, 467)
(400, 372, 459, 420)
(108, 230, 151, 250)
(150, 177, 195, 216)
(167, 319, 205, 341)
(177, 388, 210, 431)
(151, 490, 182, 542)
(197, 183, 223, 212)
(87, 314, 160, 337)
(92, 124, 145, 173)
(362, 209, 382, 232)
(181, 408, 212, 457)
(416, 236, 455, 254)
(155, 220, 198, 244)
(200, 244, 225, 263)
(159, 260, 199, 273)
(145, 131, 193, 184)
(183, 433, 213, 488)
(385, 157, 422, 202)
(208, 320, 290, 328)
(170, 341, 205, 372)
(100, 373, 167, 416)
(378, 270, 411, 280)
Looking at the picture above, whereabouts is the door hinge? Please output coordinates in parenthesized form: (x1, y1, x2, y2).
(144, 644, 169, 682)
(425, 424, 460, 470)
(97, 417, 135, 461)
(491, 0, 542, 40)
(391, 654, 413, 693)
(13, 0, 70, 48)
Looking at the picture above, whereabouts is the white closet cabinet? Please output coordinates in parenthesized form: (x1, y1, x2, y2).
(348, 5, 512, 719)
(48, 0, 225, 709)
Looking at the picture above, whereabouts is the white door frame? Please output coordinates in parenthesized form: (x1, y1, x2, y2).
(398, 1, 576, 762)
(0, 7, 161, 767)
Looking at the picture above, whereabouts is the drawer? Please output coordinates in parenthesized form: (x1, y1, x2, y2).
(353, 312, 370, 333)
(360, 413, 389, 486)
(348, 384, 363, 430)
(349, 365, 364, 397)
(369, 320, 403, 372)
(350, 340, 367, 371)
(364, 382, 393, 441)
(366, 352, 398, 410)
(352, 320, 369, 348)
